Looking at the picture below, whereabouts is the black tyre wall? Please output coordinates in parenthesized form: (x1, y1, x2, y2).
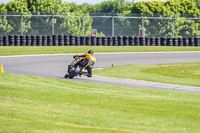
(161, 38, 167, 46)
(195, 38, 200, 46)
(20, 35, 26, 46)
(118, 36, 123, 46)
(145, 37, 150, 46)
(47, 35, 52, 46)
(0, 36, 3, 46)
(80, 36, 86, 46)
(31, 35, 36, 46)
(15, 35, 20, 46)
(140, 37, 145, 46)
(26, 35, 32, 46)
(129, 36, 134, 46)
(173, 38, 178, 46)
(42, 36, 47, 46)
(58, 35, 64, 46)
(1, 35, 200, 47)
(112, 36, 118, 46)
(107, 37, 112, 46)
(64, 35, 70, 46)
(178, 38, 183, 46)
(37, 35, 42, 46)
(150, 37, 155, 46)
(123, 36, 129, 46)
(70, 35, 75, 46)
(3, 36, 9, 46)
(188, 37, 195, 46)
(91, 36, 97, 46)
(134, 37, 140, 46)
(102, 37, 107, 46)
(86, 37, 91, 46)
(75, 36, 81, 46)
(8, 35, 15, 46)
(183, 38, 189, 46)
(53, 35, 58, 46)
(167, 38, 173, 46)
(97, 37, 102, 46)
(155, 37, 160, 46)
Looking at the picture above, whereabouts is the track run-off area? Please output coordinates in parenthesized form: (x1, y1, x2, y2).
(0, 51, 200, 93)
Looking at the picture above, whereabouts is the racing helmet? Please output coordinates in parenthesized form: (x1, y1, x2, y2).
(87, 50, 94, 55)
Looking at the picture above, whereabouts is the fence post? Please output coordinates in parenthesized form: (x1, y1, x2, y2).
(112, 16, 114, 37)
(21, 14, 23, 35)
(52, 15, 55, 35)
(82, 15, 85, 36)
(142, 17, 145, 37)
(142, 17, 144, 29)
(172, 17, 175, 37)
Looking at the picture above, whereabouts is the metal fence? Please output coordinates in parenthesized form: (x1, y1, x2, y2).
(0, 14, 200, 37)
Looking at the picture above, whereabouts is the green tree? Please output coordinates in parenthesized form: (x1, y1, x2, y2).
(25, 0, 70, 35)
(81, 0, 132, 36)
(129, 0, 200, 37)
(0, 0, 31, 35)
(0, 3, 12, 35)
(193, 0, 200, 9)
(0, 0, 93, 36)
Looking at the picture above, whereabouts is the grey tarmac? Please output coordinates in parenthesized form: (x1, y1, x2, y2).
(0, 51, 200, 93)
(72, 75, 200, 94)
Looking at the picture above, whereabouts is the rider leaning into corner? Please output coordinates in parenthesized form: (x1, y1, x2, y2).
(73, 50, 96, 77)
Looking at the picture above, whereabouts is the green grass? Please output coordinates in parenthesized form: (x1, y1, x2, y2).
(0, 73, 200, 133)
(94, 62, 200, 87)
(0, 46, 200, 56)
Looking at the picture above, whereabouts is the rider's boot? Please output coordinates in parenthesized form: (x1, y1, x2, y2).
(82, 72, 92, 77)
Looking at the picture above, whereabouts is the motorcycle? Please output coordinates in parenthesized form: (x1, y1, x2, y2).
(64, 56, 91, 79)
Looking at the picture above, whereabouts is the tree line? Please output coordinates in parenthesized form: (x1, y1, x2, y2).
(0, 0, 200, 37)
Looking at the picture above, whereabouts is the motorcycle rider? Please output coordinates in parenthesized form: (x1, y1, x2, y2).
(73, 50, 96, 77)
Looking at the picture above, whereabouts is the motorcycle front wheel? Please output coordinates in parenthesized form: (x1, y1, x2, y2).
(64, 74, 68, 78)
(68, 65, 81, 79)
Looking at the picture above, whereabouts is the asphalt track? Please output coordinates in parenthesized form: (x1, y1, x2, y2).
(0, 51, 200, 93)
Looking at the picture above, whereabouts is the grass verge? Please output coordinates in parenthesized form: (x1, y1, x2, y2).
(93, 62, 200, 87)
(0, 73, 200, 133)
(0, 46, 200, 56)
